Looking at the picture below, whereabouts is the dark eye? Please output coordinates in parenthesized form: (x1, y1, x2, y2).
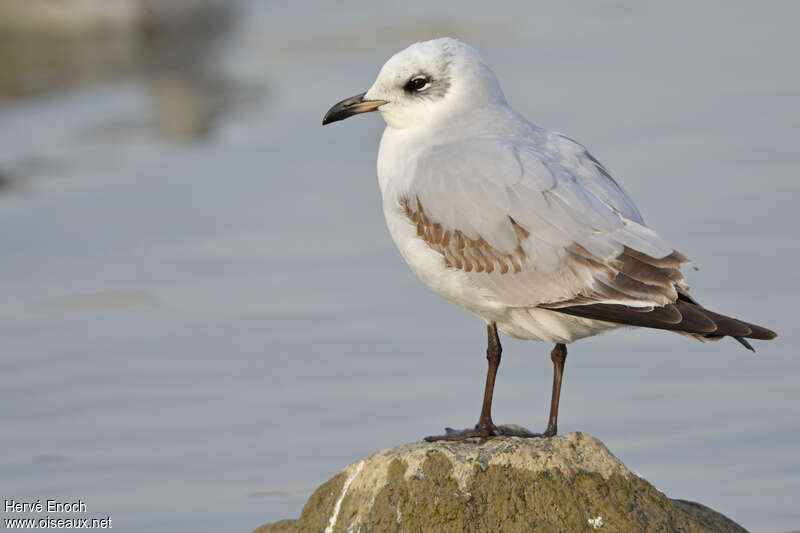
(404, 76, 430, 92)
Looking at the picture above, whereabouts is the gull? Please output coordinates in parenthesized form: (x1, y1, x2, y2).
(322, 38, 777, 441)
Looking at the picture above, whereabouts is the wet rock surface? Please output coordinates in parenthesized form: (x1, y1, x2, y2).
(254, 432, 746, 533)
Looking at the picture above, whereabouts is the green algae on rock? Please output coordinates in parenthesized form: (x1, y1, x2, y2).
(254, 432, 747, 533)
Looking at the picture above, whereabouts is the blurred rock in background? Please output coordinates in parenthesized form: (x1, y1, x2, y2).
(0, 0, 144, 38)
(0, 0, 260, 141)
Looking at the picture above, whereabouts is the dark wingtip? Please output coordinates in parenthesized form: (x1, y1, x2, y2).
(744, 325, 778, 340)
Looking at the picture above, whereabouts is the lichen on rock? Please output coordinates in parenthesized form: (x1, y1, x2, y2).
(254, 432, 747, 533)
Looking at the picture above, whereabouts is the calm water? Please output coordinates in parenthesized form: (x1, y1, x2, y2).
(1, 2, 798, 531)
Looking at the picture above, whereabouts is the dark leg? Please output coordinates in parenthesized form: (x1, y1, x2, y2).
(424, 338, 568, 442)
(425, 323, 503, 441)
(542, 343, 567, 437)
(475, 322, 502, 434)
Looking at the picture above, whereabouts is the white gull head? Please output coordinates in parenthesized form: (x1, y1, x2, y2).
(364, 38, 507, 129)
(322, 38, 507, 130)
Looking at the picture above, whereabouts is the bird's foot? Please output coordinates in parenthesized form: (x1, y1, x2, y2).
(424, 423, 553, 442)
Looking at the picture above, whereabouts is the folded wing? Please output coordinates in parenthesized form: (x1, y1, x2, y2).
(395, 133, 686, 308)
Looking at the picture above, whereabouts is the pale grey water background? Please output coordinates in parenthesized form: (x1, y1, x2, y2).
(1, 2, 798, 531)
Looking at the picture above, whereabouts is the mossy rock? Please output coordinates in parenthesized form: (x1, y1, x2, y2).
(254, 432, 746, 533)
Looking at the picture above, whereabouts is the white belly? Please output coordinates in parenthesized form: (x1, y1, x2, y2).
(383, 202, 620, 344)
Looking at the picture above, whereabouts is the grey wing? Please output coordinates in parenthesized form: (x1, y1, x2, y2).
(548, 132, 644, 224)
(394, 135, 690, 308)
